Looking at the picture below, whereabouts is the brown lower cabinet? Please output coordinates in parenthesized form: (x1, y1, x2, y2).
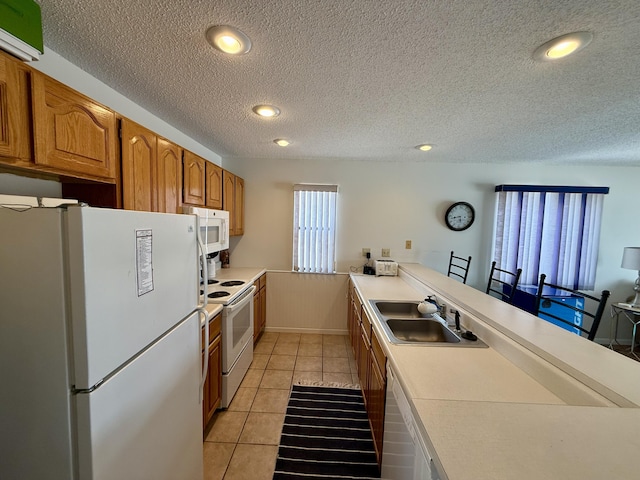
(368, 328, 387, 463)
(253, 273, 267, 344)
(202, 312, 222, 429)
(348, 280, 387, 466)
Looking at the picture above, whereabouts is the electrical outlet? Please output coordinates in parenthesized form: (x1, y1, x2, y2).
(405, 240, 412, 249)
(362, 248, 370, 256)
(381, 248, 390, 257)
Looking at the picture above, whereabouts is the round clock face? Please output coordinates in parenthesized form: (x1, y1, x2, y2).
(445, 202, 475, 231)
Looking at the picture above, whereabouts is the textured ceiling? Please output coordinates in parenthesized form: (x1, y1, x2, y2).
(37, 0, 640, 164)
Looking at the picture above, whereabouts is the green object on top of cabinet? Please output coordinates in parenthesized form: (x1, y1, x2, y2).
(0, 0, 43, 59)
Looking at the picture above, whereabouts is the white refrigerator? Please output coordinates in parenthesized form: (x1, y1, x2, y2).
(0, 202, 205, 479)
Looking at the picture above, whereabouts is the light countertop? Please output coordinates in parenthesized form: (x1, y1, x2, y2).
(209, 267, 266, 285)
(351, 264, 640, 480)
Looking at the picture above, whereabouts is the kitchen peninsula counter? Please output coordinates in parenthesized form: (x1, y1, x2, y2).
(351, 264, 640, 480)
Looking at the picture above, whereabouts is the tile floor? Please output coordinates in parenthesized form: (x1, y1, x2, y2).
(203, 332, 358, 480)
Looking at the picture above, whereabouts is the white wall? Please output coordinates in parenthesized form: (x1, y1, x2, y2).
(225, 156, 640, 341)
(3, 47, 638, 342)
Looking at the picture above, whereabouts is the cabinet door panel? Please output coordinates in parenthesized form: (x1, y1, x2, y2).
(222, 170, 235, 233)
(183, 150, 205, 206)
(260, 284, 267, 332)
(234, 175, 244, 235)
(206, 335, 221, 423)
(369, 357, 386, 465)
(157, 138, 182, 213)
(253, 288, 261, 343)
(121, 119, 156, 212)
(0, 52, 32, 161)
(32, 73, 117, 180)
(205, 162, 223, 209)
(358, 326, 370, 403)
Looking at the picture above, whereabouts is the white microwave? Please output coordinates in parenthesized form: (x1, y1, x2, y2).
(182, 206, 229, 255)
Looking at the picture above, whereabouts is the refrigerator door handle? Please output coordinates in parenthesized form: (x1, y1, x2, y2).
(195, 215, 207, 311)
(197, 306, 210, 403)
(195, 214, 210, 402)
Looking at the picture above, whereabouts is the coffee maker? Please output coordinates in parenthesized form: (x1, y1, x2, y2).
(203, 252, 219, 281)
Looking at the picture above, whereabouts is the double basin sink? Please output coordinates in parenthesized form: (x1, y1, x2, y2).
(369, 300, 487, 347)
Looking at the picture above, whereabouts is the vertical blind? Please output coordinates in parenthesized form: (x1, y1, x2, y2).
(493, 185, 608, 290)
(292, 184, 338, 274)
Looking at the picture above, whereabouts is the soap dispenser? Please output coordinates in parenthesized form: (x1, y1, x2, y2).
(417, 296, 438, 315)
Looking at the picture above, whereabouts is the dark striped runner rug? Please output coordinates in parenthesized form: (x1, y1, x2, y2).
(273, 384, 380, 480)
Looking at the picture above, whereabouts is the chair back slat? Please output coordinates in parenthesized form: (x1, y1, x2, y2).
(535, 273, 610, 341)
(447, 251, 472, 284)
(486, 261, 522, 303)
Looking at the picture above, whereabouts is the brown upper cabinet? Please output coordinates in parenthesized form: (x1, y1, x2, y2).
(120, 118, 183, 213)
(205, 162, 223, 209)
(31, 71, 118, 181)
(234, 175, 244, 236)
(121, 119, 156, 211)
(183, 150, 206, 206)
(0, 51, 33, 163)
(223, 170, 244, 236)
(0, 50, 243, 221)
(156, 138, 183, 214)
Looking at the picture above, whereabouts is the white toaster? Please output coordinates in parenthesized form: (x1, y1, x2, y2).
(375, 260, 398, 276)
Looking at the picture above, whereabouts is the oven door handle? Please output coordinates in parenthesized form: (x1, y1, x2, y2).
(226, 285, 257, 313)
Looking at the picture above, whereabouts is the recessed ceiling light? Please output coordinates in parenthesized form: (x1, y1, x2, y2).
(274, 139, 290, 147)
(416, 144, 433, 151)
(205, 25, 252, 55)
(252, 105, 281, 117)
(533, 32, 593, 61)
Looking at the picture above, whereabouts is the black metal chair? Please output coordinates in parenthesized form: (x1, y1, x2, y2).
(485, 261, 522, 303)
(447, 251, 472, 284)
(534, 274, 610, 341)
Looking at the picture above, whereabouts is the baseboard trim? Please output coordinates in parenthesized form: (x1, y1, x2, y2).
(264, 327, 348, 336)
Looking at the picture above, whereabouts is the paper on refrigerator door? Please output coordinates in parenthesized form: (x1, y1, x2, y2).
(135, 229, 154, 296)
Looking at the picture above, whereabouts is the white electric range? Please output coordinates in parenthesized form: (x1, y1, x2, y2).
(200, 278, 251, 305)
(200, 268, 264, 408)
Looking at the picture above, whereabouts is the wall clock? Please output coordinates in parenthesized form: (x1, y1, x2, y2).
(445, 202, 475, 231)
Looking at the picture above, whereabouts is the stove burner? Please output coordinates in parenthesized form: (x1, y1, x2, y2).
(208, 291, 230, 298)
(221, 280, 244, 287)
(200, 279, 219, 285)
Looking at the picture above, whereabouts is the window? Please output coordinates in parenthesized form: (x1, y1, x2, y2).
(292, 184, 338, 273)
(493, 185, 609, 290)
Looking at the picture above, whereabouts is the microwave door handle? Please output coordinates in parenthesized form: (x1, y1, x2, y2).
(223, 220, 228, 244)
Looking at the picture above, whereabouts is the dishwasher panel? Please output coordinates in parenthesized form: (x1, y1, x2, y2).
(381, 365, 439, 480)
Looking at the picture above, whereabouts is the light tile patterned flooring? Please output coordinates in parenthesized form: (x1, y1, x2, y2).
(203, 332, 358, 480)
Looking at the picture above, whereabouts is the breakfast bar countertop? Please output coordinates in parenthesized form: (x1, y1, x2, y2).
(350, 264, 640, 480)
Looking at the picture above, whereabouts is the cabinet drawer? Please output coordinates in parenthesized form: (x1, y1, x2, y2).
(202, 312, 222, 349)
(354, 291, 363, 320)
(259, 273, 266, 290)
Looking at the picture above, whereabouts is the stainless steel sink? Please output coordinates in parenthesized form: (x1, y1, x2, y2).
(371, 301, 425, 319)
(369, 300, 488, 347)
(386, 318, 460, 343)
